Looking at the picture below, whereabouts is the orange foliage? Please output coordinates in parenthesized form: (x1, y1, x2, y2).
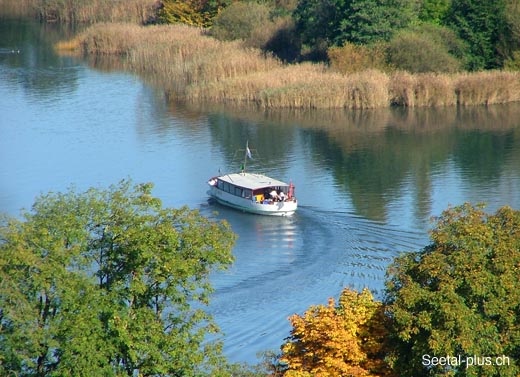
(280, 288, 394, 377)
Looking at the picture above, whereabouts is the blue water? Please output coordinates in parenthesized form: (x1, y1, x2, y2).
(1, 19, 520, 364)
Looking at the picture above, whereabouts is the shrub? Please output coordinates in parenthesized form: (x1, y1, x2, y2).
(328, 42, 387, 73)
(386, 27, 464, 73)
(210, 2, 271, 43)
(157, 0, 230, 27)
(504, 51, 520, 71)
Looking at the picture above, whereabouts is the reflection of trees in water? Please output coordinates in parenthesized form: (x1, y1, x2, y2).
(85, 41, 520, 223)
(1, 19, 81, 99)
(304, 126, 445, 222)
(304, 106, 520, 222)
(204, 111, 298, 174)
(157, 102, 520, 222)
(186, 104, 520, 222)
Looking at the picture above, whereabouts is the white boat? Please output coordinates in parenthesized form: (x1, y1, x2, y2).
(207, 143, 297, 216)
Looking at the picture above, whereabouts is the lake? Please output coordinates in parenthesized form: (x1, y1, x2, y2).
(1, 18, 520, 364)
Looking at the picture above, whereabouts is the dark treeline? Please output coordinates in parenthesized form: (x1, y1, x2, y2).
(158, 0, 520, 73)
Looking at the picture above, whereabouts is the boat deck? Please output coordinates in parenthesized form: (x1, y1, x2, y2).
(217, 172, 289, 189)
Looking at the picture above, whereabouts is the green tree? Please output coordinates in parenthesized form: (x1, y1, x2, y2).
(499, 0, 520, 68)
(339, 0, 418, 45)
(0, 180, 236, 376)
(446, 0, 507, 70)
(418, 0, 451, 25)
(293, 0, 417, 58)
(292, 0, 343, 55)
(211, 2, 271, 43)
(385, 203, 520, 376)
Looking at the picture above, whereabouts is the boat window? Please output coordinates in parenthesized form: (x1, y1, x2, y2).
(217, 180, 224, 190)
(235, 187, 242, 197)
(243, 189, 252, 198)
(223, 182, 230, 192)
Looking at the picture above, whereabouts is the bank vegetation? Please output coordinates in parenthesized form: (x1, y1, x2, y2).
(0, 0, 158, 24)
(59, 22, 520, 110)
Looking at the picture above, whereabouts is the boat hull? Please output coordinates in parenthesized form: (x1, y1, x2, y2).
(207, 187, 297, 216)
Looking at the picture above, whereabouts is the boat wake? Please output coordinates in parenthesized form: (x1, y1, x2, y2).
(206, 204, 428, 364)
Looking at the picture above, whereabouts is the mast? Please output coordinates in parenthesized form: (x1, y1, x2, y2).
(243, 140, 248, 173)
(242, 140, 252, 173)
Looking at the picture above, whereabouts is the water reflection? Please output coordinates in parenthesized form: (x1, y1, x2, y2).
(2, 19, 520, 365)
(0, 18, 81, 99)
(179, 103, 520, 224)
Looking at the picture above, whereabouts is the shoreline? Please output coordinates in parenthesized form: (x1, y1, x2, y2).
(61, 22, 520, 110)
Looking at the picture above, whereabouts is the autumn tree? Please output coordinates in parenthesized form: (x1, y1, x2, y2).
(158, 0, 231, 27)
(0, 180, 236, 376)
(280, 287, 394, 376)
(385, 203, 520, 376)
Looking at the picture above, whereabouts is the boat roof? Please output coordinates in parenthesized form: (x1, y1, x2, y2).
(217, 172, 289, 189)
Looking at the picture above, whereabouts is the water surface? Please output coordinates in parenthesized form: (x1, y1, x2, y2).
(1, 19, 519, 364)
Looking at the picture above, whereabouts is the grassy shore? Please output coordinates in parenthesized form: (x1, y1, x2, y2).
(0, 0, 156, 24)
(61, 23, 520, 109)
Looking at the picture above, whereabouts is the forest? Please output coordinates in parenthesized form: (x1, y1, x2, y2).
(157, 0, 520, 73)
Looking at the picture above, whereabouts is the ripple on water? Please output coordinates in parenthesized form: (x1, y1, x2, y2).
(207, 205, 427, 363)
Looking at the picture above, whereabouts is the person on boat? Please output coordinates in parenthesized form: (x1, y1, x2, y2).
(269, 189, 279, 201)
(279, 191, 286, 201)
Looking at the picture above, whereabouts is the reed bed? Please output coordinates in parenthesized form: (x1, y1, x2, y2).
(187, 64, 326, 105)
(183, 63, 389, 109)
(257, 69, 389, 109)
(455, 71, 520, 106)
(0, 0, 156, 24)
(72, 22, 520, 110)
(390, 71, 456, 107)
(79, 23, 148, 55)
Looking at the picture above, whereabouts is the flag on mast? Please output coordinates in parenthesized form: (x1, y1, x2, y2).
(246, 145, 252, 159)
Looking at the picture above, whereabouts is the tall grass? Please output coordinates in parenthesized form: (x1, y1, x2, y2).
(0, 0, 156, 24)
(390, 72, 457, 107)
(71, 23, 520, 110)
(455, 71, 520, 106)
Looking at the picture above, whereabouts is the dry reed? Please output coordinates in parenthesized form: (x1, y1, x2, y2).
(390, 71, 457, 107)
(0, 0, 157, 24)
(71, 23, 520, 110)
(455, 71, 520, 106)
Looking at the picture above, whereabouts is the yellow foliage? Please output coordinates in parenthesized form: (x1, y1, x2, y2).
(158, 0, 226, 27)
(159, 1, 205, 26)
(281, 288, 395, 376)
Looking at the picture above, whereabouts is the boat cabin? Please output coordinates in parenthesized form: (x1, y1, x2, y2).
(209, 173, 294, 204)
